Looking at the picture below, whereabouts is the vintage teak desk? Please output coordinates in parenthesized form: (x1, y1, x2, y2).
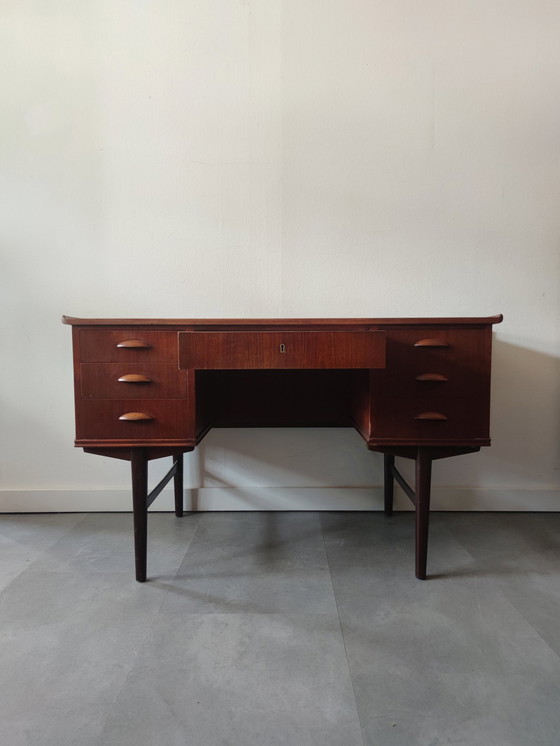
(63, 315, 503, 581)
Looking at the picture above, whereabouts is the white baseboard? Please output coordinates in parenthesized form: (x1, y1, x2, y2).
(1, 486, 559, 512)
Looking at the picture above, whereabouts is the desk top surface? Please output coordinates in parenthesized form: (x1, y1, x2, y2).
(63, 315, 503, 327)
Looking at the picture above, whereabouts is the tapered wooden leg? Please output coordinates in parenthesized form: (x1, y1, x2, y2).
(131, 448, 148, 582)
(174, 453, 184, 517)
(383, 454, 395, 516)
(415, 448, 433, 580)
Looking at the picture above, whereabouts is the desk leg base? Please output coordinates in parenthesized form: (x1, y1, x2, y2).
(377, 445, 479, 579)
(376, 446, 435, 580)
(383, 454, 395, 516)
(174, 452, 184, 517)
(130, 448, 188, 582)
(131, 448, 148, 583)
(415, 448, 432, 580)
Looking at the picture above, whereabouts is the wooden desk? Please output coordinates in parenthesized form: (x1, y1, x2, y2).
(63, 315, 503, 581)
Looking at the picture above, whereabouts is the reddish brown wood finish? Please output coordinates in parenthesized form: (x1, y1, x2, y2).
(79, 330, 179, 363)
(63, 315, 502, 582)
(117, 339, 152, 349)
(118, 412, 154, 422)
(117, 374, 152, 383)
(63, 315, 503, 326)
(81, 364, 187, 399)
(179, 330, 386, 370)
(414, 338, 450, 347)
(66, 317, 501, 450)
(363, 326, 494, 447)
(76, 400, 192, 443)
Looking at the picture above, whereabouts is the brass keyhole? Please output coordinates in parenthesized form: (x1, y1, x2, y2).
(279, 343, 286, 353)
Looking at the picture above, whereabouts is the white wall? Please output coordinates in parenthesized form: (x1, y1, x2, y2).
(1, 1, 559, 512)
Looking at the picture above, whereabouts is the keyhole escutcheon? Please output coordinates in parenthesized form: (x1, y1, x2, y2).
(279, 343, 286, 353)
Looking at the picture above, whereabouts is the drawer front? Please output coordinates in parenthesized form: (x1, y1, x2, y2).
(179, 330, 386, 369)
(79, 330, 178, 363)
(380, 328, 491, 393)
(76, 400, 190, 441)
(371, 395, 489, 441)
(80, 364, 186, 399)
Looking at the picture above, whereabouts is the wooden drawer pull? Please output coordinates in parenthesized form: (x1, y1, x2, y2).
(119, 412, 154, 422)
(415, 373, 448, 381)
(414, 338, 449, 347)
(414, 412, 448, 421)
(116, 339, 152, 349)
(117, 374, 152, 384)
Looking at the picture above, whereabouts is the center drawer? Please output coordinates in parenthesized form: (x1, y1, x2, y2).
(178, 330, 386, 370)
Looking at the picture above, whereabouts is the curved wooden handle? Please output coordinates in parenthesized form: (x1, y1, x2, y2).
(415, 373, 448, 381)
(116, 339, 152, 349)
(414, 339, 449, 348)
(414, 412, 448, 421)
(117, 374, 152, 384)
(118, 412, 154, 422)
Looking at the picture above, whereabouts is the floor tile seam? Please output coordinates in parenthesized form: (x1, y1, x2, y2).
(0, 513, 92, 597)
(469, 574, 560, 668)
(149, 512, 205, 601)
(92, 589, 176, 746)
(442, 520, 490, 576)
(28, 512, 94, 566)
(0, 565, 33, 602)
(93, 515, 202, 745)
(445, 518, 560, 594)
(168, 513, 207, 580)
(501, 591, 560, 664)
(22, 512, 92, 556)
(320, 516, 367, 746)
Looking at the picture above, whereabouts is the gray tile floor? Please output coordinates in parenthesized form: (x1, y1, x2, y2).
(0, 511, 559, 746)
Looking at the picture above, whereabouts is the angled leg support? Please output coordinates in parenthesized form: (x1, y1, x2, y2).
(379, 447, 434, 579)
(130, 449, 186, 582)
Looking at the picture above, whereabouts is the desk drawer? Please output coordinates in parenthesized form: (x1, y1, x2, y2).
(179, 331, 385, 369)
(76, 400, 190, 441)
(371, 394, 488, 441)
(80, 364, 187, 399)
(382, 328, 491, 390)
(79, 330, 178, 363)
